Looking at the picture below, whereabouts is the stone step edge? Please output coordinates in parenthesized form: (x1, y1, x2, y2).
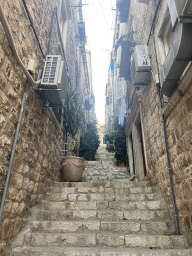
(44, 193, 162, 202)
(37, 208, 169, 214)
(30, 220, 175, 233)
(25, 232, 187, 244)
(32, 209, 172, 221)
(23, 233, 187, 250)
(53, 181, 151, 187)
(48, 189, 156, 195)
(30, 220, 174, 224)
(11, 246, 192, 255)
(43, 199, 165, 207)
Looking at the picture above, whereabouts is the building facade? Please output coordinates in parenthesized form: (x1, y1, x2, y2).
(0, 0, 92, 246)
(107, 0, 192, 244)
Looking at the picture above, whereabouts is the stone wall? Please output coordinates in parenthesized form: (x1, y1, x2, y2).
(0, 0, 86, 244)
(126, 0, 192, 243)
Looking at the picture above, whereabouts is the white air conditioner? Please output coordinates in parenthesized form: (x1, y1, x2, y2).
(40, 55, 69, 106)
(168, 0, 192, 27)
(131, 45, 151, 86)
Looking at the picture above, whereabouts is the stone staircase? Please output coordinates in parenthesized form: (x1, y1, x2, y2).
(7, 147, 192, 255)
(83, 147, 130, 182)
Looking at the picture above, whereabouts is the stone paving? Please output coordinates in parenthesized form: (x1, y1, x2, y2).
(83, 146, 130, 182)
(7, 146, 192, 255)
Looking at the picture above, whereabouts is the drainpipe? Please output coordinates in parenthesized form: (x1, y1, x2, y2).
(151, 31, 180, 235)
(146, 0, 180, 235)
(0, 93, 27, 224)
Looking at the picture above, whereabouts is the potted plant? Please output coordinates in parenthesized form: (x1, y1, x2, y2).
(61, 85, 85, 182)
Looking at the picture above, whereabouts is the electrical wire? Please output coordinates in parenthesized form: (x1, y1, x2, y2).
(21, 0, 46, 59)
(98, 0, 112, 41)
(109, 0, 113, 9)
(90, 0, 106, 39)
(100, 0, 105, 5)
(0, 3, 41, 85)
(39, 0, 47, 39)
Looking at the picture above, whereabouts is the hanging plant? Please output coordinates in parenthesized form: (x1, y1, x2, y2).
(63, 85, 84, 138)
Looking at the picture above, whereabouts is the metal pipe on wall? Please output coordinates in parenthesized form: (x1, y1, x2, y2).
(0, 93, 27, 224)
(151, 25, 180, 236)
(145, 0, 180, 235)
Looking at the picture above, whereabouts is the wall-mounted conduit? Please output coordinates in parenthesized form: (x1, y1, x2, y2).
(0, 3, 41, 85)
(147, 0, 180, 235)
(22, 0, 46, 59)
(0, 93, 26, 224)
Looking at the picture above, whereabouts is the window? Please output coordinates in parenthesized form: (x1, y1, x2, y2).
(158, 8, 174, 60)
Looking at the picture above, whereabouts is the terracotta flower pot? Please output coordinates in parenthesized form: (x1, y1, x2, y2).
(61, 156, 85, 182)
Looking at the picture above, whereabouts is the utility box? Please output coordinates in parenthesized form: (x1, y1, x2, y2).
(131, 45, 151, 86)
(40, 55, 69, 106)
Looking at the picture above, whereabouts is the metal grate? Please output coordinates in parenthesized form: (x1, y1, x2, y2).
(42, 55, 61, 85)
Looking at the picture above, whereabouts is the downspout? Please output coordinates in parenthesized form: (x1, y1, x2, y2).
(0, 4, 42, 222)
(0, 93, 27, 224)
(147, 1, 180, 235)
(152, 25, 180, 237)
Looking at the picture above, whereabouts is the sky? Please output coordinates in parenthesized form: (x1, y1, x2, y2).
(82, 0, 116, 124)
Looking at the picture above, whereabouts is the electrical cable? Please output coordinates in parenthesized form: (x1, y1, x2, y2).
(109, 0, 113, 10)
(39, 0, 47, 39)
(100, 0, 105, 5)
(90, 0, 106, 39)
(55, 7, 72, 85)
(98, 0, 112, 41)
(0, 3, 41, 85)
(21, 0, 46, 59)
(47, 8, 56, 55)
(147, 0, 162, 46)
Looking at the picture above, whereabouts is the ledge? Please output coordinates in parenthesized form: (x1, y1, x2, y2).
(163, 63, 192, 117)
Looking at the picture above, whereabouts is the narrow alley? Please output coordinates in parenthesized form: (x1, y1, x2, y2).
(0, 0, 192, 255)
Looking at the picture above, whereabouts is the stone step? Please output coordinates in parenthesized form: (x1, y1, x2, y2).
(11, 247, 192, 256)
(30, 220, 175, 235)
(49, 186, 155, 194)
(24, 233, 186, 249)
(53, 181, 150, 188)
(42, 200, 166, 211)
(85, 177, 131, 182)
(46, 192, 162, 202)
(33, 209, 171, 221)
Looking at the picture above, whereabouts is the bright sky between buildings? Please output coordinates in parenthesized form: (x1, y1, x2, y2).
(83, 0, 116, 123)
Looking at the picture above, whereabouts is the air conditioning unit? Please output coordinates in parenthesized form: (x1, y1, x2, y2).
(40, 55, 69, 107)
(130, 45, 151, 86)
(168, 0, 192, 27)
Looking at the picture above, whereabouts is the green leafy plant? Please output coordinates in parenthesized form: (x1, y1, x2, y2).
(104, 129, 115, 144)
(63, 85, 84, 139)
(71, 141, 80, 156)
(106, 144, 114, 152)
(79, 122, 100, 160)
(113, 117, 127, 165)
